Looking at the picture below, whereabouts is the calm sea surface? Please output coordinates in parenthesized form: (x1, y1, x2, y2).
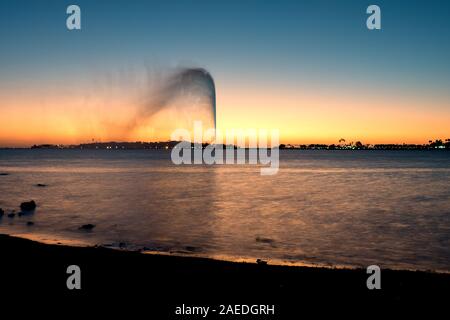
(0, 149, 449, 272)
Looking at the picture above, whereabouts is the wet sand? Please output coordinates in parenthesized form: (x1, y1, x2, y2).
(0, 234, 448, 317)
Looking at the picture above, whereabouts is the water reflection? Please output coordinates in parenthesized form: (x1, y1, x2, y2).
(0, 149, 449, 272)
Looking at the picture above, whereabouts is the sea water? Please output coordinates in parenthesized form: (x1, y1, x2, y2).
(0, 149, 449, 272)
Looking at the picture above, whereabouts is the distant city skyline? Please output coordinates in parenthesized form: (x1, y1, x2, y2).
(1, 0, 450, 147)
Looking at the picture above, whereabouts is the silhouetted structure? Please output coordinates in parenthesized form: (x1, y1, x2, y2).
(23, 138, 450, 151)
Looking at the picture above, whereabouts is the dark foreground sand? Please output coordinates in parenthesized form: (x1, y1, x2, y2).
(0, 234, 448, 317)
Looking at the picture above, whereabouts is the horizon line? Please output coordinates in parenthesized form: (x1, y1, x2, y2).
(1, 138, 450, 150)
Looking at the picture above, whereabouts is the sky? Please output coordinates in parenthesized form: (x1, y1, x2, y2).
(1, 0, 450, 147)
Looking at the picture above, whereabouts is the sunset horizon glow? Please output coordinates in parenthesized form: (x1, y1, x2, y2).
(1, 0, 450, 147)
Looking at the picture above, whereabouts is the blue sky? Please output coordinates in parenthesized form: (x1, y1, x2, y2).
(1, 0, 449, 90)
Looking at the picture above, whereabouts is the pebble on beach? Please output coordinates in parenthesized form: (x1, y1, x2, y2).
(26, 221, 34, 226)
(255, 236, 275, 244)
(7, 212, 15, 218)
(36, 184, 47, 187)
(20, 200, 37, 212)
(0, 208, 4, 217)
(79, 224, 96, 231)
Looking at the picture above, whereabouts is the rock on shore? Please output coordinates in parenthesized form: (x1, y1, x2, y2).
(20, 200, 37, 211)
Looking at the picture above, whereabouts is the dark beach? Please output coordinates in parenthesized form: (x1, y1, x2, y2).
(0, 234, 448, 317)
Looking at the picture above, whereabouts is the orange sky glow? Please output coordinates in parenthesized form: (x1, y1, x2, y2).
(1, 81, 449, 147)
